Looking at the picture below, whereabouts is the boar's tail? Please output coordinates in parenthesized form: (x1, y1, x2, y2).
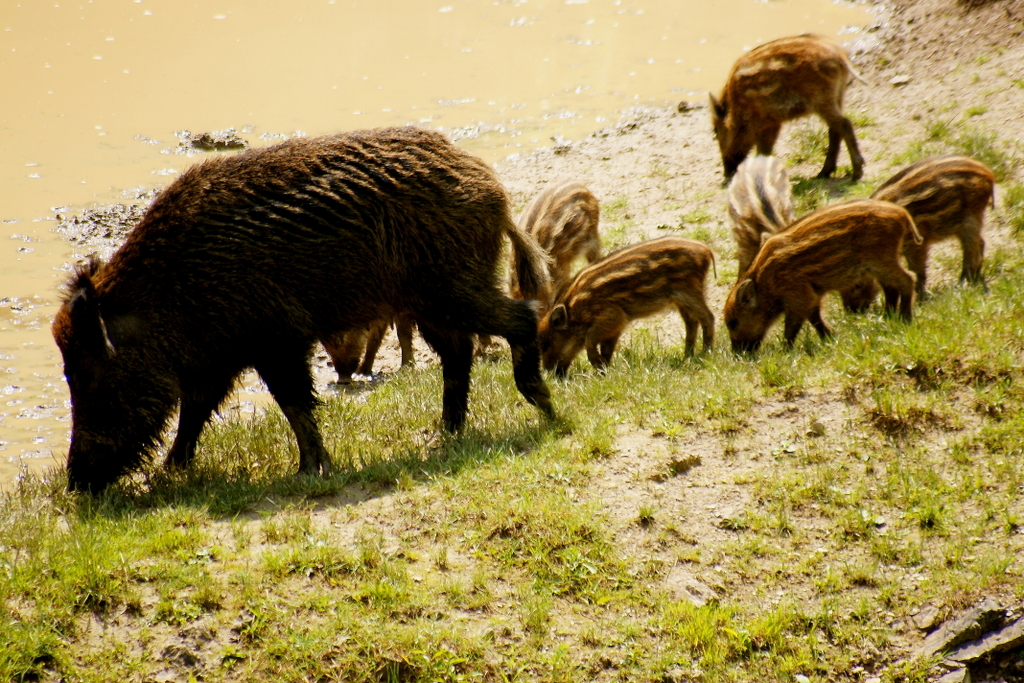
(710, 251, 718, 280)
(906, 213, 923, 245)
(845, 56, 871, 86)
(504, 213, 552, 303)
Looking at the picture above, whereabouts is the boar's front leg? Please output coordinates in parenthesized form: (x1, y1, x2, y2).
(585, 333, 620, 371)
(782, 313, 806, 349)
(254, 347, 332, 477)
(166, 371, 237, 469)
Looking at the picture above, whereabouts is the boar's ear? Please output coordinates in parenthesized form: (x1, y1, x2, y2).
(63, 263, 118, 357)
(736, 278, 758, 307)
(708, 93, 726, 121)
(549, 304, 569, 330)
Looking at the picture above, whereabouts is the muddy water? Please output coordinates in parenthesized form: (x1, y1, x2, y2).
(0, 0, 871, 484)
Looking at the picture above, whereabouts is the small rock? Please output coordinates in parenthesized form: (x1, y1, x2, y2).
(663, 567, 719, 607)
(807, 419, 826, 437)
(920, 597, 1005, 657)
(676, 100, 694, 113)
(934, 667, 971, 683)
(161, 643, 201, 668)
(914, 603, 942, 630)
(174, 128, 249, 153)
(650, 454, 702, 481)
(890, 74, 911, 86)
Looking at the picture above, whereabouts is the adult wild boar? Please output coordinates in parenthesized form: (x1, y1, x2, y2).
(871, 154, 995, 298)
(511, 180, 601, 302)
(53, 127, 554, 494)
(321, 314, 416, 383)
(538, 237, 715, 376)
(723, 199, 921, 353)
(710, 34, 866, 181)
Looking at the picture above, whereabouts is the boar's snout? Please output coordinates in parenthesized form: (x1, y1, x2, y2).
(730, 337, 762, 355)
(66, 440, 122, 495)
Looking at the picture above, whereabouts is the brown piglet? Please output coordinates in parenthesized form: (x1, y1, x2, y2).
(538, 237, 715, 375)
(870, 154, 995, 299)
(512, 180, 601, 302)
(723, 199, 921, 353)
(710, 34, 866, 181)
(727, 155, 794, 277)
(727, 154, 880, 313)
(321, 313, 416, 382)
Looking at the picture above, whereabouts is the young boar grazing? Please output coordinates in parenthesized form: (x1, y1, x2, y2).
(727, 155, 880, 313)
(710, 34, 866, 181)
(511, 180, 601, 302)
(727, 155, 794, 277)
(53, 126, 555, 494)
(537, 237, 715, 376)
(321, 313, 416, 382)
(723, 199, 921, 353)
(871, 154, 995, 298)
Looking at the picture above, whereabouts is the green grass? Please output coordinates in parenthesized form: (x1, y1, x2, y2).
(893, 116, 1021, 181)
(6, 248, 1024, 681)
(4, 123, 1024, 682)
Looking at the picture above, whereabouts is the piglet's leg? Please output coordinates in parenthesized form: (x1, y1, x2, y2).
(808, 307, 833, 340)
(959, 218, 985, 287)
(356, 320, 388, 377)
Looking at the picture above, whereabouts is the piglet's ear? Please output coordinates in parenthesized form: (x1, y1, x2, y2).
(549, 304, 569, 330)
(708, 93, 726, 121)
(736, 278, 757, 307)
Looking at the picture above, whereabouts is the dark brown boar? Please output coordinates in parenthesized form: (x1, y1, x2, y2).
(710, 34, 866, 181)
(723, 199, 921, 353)
(870, 154, 995, 298)
(727, 154, 880, 313)
(511, 180, 601, 301)
(537, 237, 715, 376)
(727, 155, 794, 277)
(52, 126, 554, 494)
(321, 313, 416, 382)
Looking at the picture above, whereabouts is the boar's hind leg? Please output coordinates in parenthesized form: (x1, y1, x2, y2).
(876, 267, 916, 322)
(675, 295, 715, 355)
(819, 112, 864, 181)
(254, 349, 332, 477)
(959, 220, 985, 288)
(417, 325, 475, 432)
(166, 372, 238, 469)
(902, 240, 931, 300)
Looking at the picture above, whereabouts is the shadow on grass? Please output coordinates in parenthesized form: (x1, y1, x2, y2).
(57, 402, 565, 522)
